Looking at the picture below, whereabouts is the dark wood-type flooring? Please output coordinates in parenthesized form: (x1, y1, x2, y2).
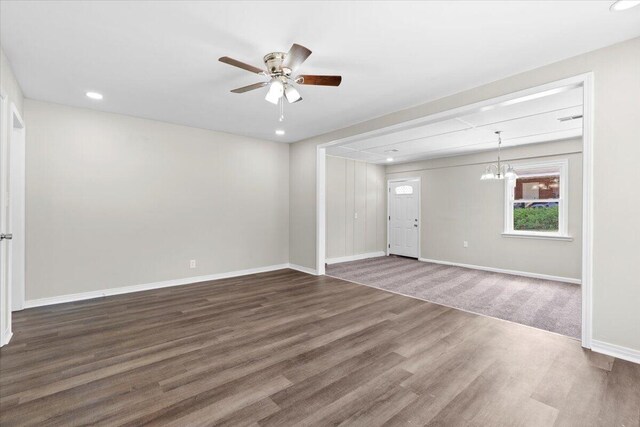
(1, 269, 639, 426)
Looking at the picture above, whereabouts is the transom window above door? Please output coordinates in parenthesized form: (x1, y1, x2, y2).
(503, 160, 570, 240)
(394, 185, 414, 195)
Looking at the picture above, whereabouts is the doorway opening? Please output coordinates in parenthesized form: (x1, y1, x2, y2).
(318, 73, 593, 346)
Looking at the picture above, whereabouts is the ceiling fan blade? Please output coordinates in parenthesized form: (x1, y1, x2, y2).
(230, 82, 269, 93)
(219, 56, 265, 75)
(296, 75, 342, 86)
(282, 44, 312, 73)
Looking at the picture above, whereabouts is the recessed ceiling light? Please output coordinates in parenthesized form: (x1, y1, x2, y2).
(86, 91, 103, 100)
(386, 158, 394, 162)
(275, 129, 285, 135)
(610, 0, 640, 11)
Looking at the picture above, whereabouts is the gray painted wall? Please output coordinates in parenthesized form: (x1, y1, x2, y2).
(326, 156, 386, 260)
(386, 139, 582, 280)
(289, 37, 640, 352)
(24, 100, 290, 300)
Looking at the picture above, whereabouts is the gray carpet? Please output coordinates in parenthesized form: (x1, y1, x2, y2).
(326, 256, 581, 338)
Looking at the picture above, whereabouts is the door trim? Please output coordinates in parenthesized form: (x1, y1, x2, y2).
(387, 177, 421, 259)
(0, 90, 8, 346)
(9, 104, 25, 313)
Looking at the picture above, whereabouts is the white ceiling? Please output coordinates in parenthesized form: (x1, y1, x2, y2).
(1, 1, 639, 143)
(327, 86, 584, 163)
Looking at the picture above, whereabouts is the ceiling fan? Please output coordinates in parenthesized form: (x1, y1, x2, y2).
(219, 43, 342, 120)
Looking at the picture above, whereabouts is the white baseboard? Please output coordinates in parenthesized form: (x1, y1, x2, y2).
(1, 328, 12, 347)
(418, 258, 581, 285)
(287, 263, 318, 275)
(24, 263, 292, 309)
(326, 251, 386, 265)
(591, 340, 640, 365)
(15, 261, 639, 365)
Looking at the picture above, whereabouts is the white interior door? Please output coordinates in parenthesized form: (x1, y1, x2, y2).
(388, 180, 419, 258)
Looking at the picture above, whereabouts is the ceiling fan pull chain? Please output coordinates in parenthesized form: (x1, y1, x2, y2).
(279, 96, 284, 122)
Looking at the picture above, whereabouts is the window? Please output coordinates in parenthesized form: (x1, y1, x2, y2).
(395, 185, 413, 195)
(504, 160, 569, 239)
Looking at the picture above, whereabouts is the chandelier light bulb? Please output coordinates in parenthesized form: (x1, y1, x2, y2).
(504, 166, 518, 180)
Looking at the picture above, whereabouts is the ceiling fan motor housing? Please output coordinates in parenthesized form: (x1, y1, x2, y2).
(263, 52, 291, 76)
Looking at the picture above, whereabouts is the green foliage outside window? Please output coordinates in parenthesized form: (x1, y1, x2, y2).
(514, 206, 559, 231)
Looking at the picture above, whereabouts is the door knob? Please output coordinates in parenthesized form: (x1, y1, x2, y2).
(0, 233, 12, 240)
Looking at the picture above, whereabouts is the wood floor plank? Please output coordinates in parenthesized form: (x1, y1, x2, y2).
(0, 268, 638, 426)
(596, 359, 640, 427)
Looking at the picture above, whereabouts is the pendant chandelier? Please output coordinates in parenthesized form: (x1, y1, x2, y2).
(480, 131, 518, 180)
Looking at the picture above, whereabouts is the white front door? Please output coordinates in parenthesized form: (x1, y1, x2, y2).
(388, 180, 419, 258)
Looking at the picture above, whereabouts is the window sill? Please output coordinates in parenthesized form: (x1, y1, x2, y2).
(501, 232, 573, 241)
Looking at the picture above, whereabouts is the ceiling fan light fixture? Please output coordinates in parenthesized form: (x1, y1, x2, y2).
(284, 84, 302, 103)
(265, 80, 284, 104)
(220, 43, 342, 120)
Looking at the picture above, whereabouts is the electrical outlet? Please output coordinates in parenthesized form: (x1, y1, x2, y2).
(354, 212, 358, 219)
(463, 241, 468, 248)
(189, 259, 196, 268)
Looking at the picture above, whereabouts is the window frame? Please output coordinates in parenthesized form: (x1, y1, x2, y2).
(503, 159, 570, 240)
